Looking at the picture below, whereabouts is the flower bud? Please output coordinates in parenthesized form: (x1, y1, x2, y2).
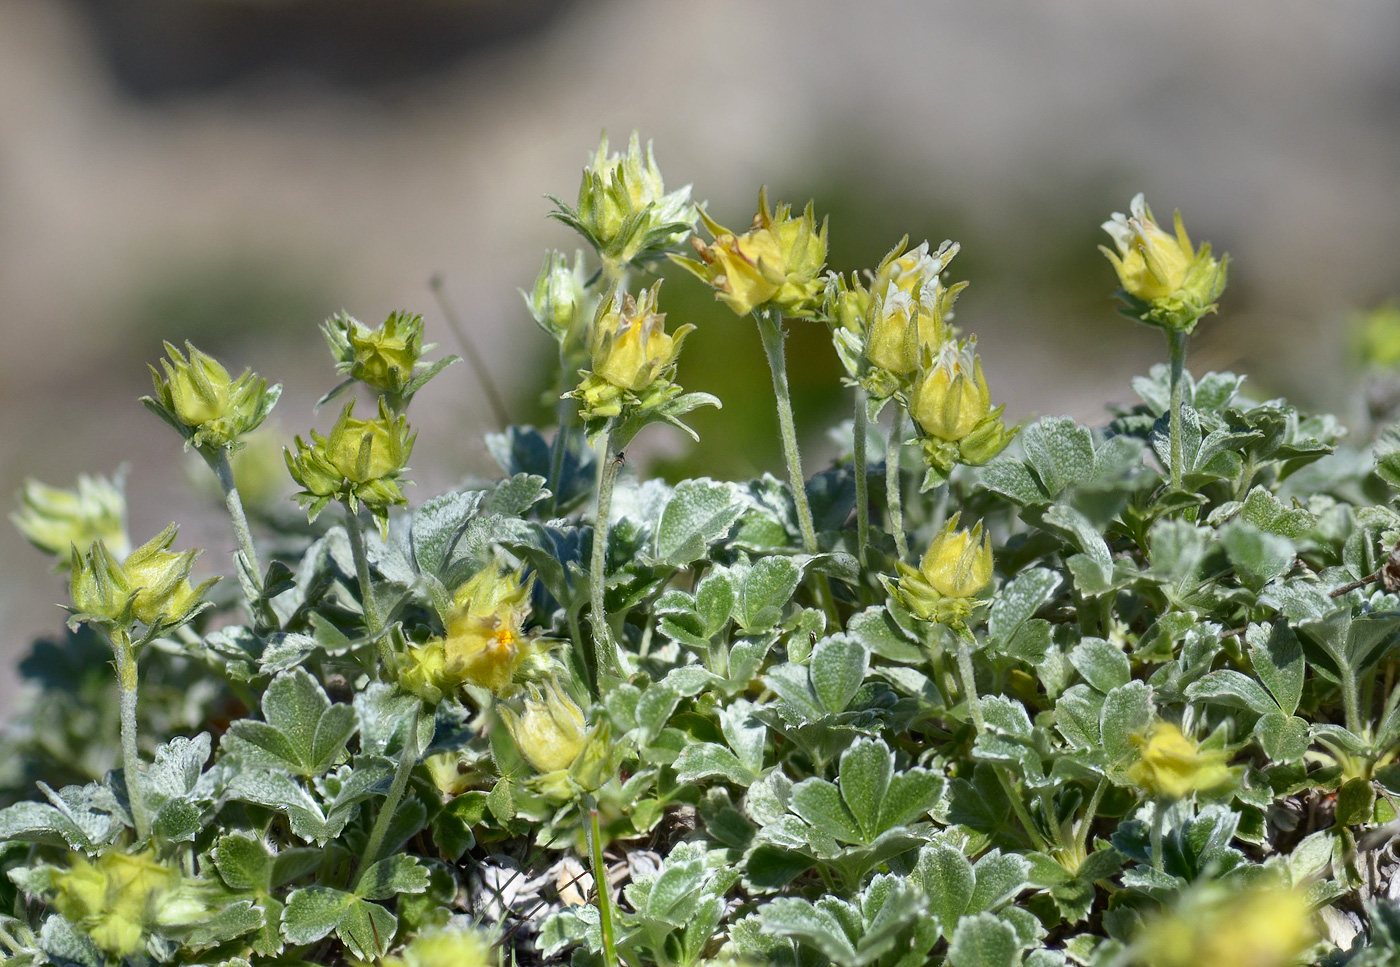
(574, 282, 695, 419)
(323, 310, 425, 398)
(525, 249, 589, 345)
(502, 679, 589, 775)
(674, 188, 828, 318)
(51, 850, 181, 957)
(145, 342, 280, 452)
(863, 239, 965, 377)
(889, 514, 992, 625)
(70, 525, 214, 631)
(12, 473, 129, 564)
(285, 399, 415, 530)
(1100, 194, 1227, 333)
(1127, 721, 1236, 800)
(910, 340, 991, 442)
(553, 131, 697, 267)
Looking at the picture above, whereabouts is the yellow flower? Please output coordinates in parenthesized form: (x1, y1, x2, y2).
(12, 473, 129, 564)
(910, 340, 991, 442)
(889, 514, 992, 625)
(1127, 721, 1235, 800)
(284, 398, 415, 530)
(322, 310, 426, 397)
(442, 564, 536, 694)
(674, 188, 828, 318)
(51, 850, 181, 957)
(573, 282, 695, 419)
(1133, 881, 1314, 967)
(502, 679, 589, 775)
(382, 925, 496, 967)
(1100, 194, 1227, 332)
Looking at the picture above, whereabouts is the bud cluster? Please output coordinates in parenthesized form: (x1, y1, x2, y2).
(886, 514, 993, 626)
(69, 524, 215, 638)
(1099, 193, 1227, 333)
(11, 472, 129, 565)
(284, 398, 415, 534)
(322, 310, 455, 411)
(570, 283, 695, 421)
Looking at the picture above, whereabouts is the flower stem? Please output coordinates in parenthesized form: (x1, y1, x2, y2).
(955, 625, 984, 733)
(887, 407, 910, 562)
(354, 704, 422, 891)
(208, 449, 278, 630)
(1150, 798, 1167, 871)
(589, 805, 619, 967)
(588, 424, 623, 691)
(112, 630, 150, 841)
(853, 389, 870, 568)
(1074, 777, 1109, 860)
(345, 504, 393, 676)
(1167, 329, 1188, 492)
(756, 310, 839, 625)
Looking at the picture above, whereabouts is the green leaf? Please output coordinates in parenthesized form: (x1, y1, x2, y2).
(1022, 417, 1096, 498)
(1254, 712, 1310, 763)
(878, 769, 945, 830)
(409, 489, 484, 577)
(990, 568, 1062, 642)
(224, 668, 358, 777)
(848, 606, 923, 663)
(736, 557, 802, 632)
(1100, 681, 1154, 768)
(652, 479, 746, 565)
(790, 778, 863, 845)
(1221, 521, 1295, 591)
(336, 898, 398, 960)
(759, 897, 858, 964)
(947, 913, 1020, 967)
(1246, 622, 1304, 716)
(645, 859, 707, 926)
(355, 855, 431, 901)
(912, 840, 973, 938)
(838, 739, 893, 842)
(281, 886, 355, 945)
(1336, 776, 1376, 827)
(696, 569, 736, 637)
(674, 743, 758, 786)
(1068, 639, 1131, 693)
(1239, 486, 1315, 538)
(215, 832, 274, 892)
(810, 635, 870, 715)
(1186, 670, 1278, 715)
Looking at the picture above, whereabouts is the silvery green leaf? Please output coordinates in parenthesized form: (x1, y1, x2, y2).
(720, 699, 768, 777)
(1220, 520, 1295, 591)
(281, 886, 353, 945)
(759, 897, 859, 964)
(746, 770, 793, 827)
(652, 479, 745, 566)
(1099, 681, 1154, 769)
(989, 568, 1062, 644)
(0, 801, 93, 850)
(674, 743, 758, 786)
(215, 831, 274, 892)
(645, 858, 707, 927)
(481, 473, 548, 518)
(334, 898, 398, 960)
(39, 914, 103, 967)
(736, 557, 802, 632)
(1254, 711, 1310, 762)
(838, 739, 893, 842)
(695, 569, 736, 637)
(878, 769, 945, 830)
(790, 778, 862, 845)
(847, 606, 923, 664)
(947, 912, 1020, 967)
(634, 684, 682, 743)
(1068, 639, 1131, 694)
(810, 635, 869, 715)
(1022, 417, 1096, 498)
(355, 855, 430, 901)
(1185, 669, 1277, 714)
(408, 489, 484, 577)
(967, 850, 1030, 914)
(912, 839, 973, 937)
(1239, 486, 1316, 537)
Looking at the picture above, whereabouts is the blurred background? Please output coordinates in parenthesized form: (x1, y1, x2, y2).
(3, 0, 1399, 686)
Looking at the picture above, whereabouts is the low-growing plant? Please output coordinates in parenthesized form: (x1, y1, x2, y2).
(5, 132, 1400, 967)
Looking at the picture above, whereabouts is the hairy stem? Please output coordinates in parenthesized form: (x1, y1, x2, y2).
(1167, 329, 1188, 493)
(112, 631, 150, 841)
(588, 424, 623, 691)
(354, 705, 422, 890)
(995, 768, 1050, 853)
(956, 625, 985, 733)
(853, 389, 870, 568)
(1074, 777, 1110, 860)
(757, 310, 839, 624)
(887, 407, 910, 562)
(589, 805, 619, 967)
(1150, 799, 1167, 872)
(209, 449, 278, 630)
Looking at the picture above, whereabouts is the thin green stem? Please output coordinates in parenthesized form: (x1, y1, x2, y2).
(1074, 777, 1110, 859)
(589, 424, 623, 691)
(345, 503, 385, 635)
(209, 449, 278, 630)
(1150, 799, 1167, 871)
(756, 310, 839, 626)
(887, 407, 909, 562)
(354, 705, 422, 890)
(547, 395, 576, 515)
(1167, 330, 1188, 493)
(955, 626, 984, 733)
(1341, 670, 1364, 739)
(995, 767, 1050, 852)
(112, 631, 150, 841)
(853, 389, 870, 568)
(589, 806, 619, 967)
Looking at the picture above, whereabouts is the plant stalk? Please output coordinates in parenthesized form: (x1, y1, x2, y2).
(588, 424, 623, 691)
(354, 705, 422, 890)
(345, 503, 384, 635)
(955, 625, 985, 733)
(887, 407, 909, 562)
(1167, 329, 1188, 493)
(1150, 799, 1167, 871)
(112, 630, 150, 841)
(756, 310, 839, 625)
(589, 806, 619, 967)
(209, 449, 278, 630)
(853, 389, 870, 568)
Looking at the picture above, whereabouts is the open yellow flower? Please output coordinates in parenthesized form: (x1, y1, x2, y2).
(1128, 721, 1235, 800)
(1100, 194, 1227, 332)
(1133, 880, 1314, 967)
